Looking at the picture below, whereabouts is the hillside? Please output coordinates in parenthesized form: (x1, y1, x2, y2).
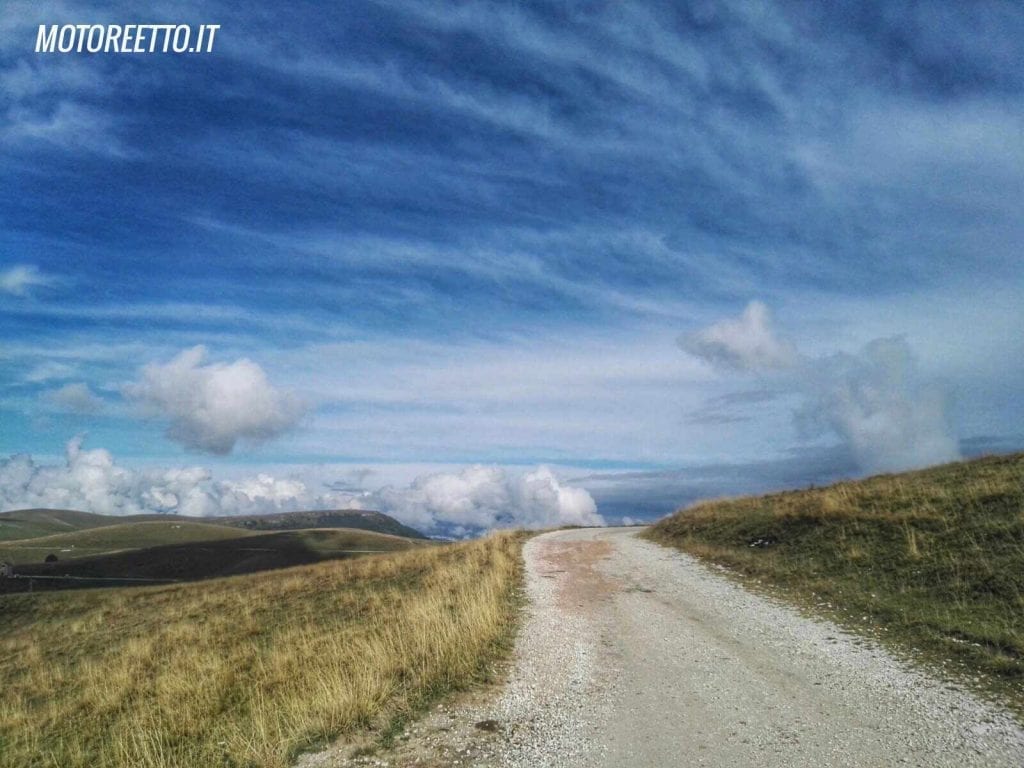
(0, 519, 258, 565)
(646, 452, 1024, 708)
(0, 527, 428, 593)
(0, 508, 120, 541)
(213, 509, 428, 539)
(0, 507, 426, 543)
(0, 532, 523, 768)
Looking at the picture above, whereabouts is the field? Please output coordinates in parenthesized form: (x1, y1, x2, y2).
(0, 528, 429, 594)
(0, 510, 431, 593)
(0, 531, 524, 768)
(0, 508, 426, 544)
(0, 509, 119, 541)
(0, 520, 259, 565)
(645, 452, 1024, 710)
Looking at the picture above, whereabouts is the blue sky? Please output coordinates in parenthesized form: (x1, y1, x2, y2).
(1, 2, 1022, 530)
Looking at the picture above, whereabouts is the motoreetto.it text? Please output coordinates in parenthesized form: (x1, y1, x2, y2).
(36, 24, 220, 54)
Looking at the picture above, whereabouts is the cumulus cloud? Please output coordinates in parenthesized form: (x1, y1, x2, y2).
(680, 301, 797, 372)
(0, 437, 213, 517)
(0, 438, 601, 535)
(44, 382, 104, 413)
(124, 346, 305, 454)
(682, 304, 960, 474)
(795, 337, 959, 474)
(0, 264, 51, 296)
(374, 465, 603, 536)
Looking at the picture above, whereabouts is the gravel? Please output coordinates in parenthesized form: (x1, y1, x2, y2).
(471, 532, 610, 767)
(302, 526, 1024, 767)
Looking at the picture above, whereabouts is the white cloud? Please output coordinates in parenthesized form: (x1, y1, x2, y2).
(124, 346, 306, 454)
(215, 474, 315, 516)
(0, 437, 207, 517)
(0, 264, 51, 296)
(23, 361, 77, 383)
(44, 382, 104, 414)
(680, 301, 797, 372)
(683, 304, 960, 474)
(0, 439, 602, 535)
(374, 464, 603, 535)
(795, 337, 960, 474)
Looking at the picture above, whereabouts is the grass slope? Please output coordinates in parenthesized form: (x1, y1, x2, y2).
(0, 532, 523, 768)
(0, 508, 427, 544)
(1, 528, 428, 592)
(0, 509, 116, 541)
(214, 510, 428, 540)
(0, 519, 258, 565)
(646, 452, 1024, 710)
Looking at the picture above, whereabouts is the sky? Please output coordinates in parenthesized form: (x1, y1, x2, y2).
(1, 1, 1022, 534)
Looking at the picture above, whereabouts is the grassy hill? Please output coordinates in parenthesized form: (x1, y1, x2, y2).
(0, 508, 121, 541)
(0, 519, 258, 565)
(0, 527, 428, 593)
(646, 452, 1024, 710)
(0, 507, 426, 543)
(212, 509, 427, 540)
(0, 532, 523, 768)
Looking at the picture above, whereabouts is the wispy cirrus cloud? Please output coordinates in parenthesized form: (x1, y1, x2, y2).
(43, 382, 104, 414)
(0, 1, 1020, 509)
(0, 264, 52, 297)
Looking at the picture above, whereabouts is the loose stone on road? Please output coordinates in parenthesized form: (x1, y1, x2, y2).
(309, 526, 1024, 767)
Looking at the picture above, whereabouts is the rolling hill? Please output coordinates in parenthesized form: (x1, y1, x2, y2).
(0, 508, 429, 593)
(0, 506, 426, 543)
(1, 527, 429, 592)
(211, 509, 427, 539)
(0, 519, 259, 565)
(0, 508, 123, 541)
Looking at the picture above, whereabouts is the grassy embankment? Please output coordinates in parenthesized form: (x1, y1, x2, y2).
(646, 453, 1024, 711)
(0, 532, 524, 768)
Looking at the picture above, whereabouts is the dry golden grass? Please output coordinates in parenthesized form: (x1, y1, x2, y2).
(0, 532, 524, 768)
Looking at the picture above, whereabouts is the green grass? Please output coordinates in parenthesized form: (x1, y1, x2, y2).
(0, 532, 524, 768)
(0, 508, 427, 544)
(0, 520, 258, 564)
(645, 452, 1024, 712)
(1, 528, 431, 593)
(213, 510, 427, 540)
(0, 509, 117, 542)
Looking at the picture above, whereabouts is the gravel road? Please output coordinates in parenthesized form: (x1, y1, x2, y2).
(307, 526, 1024, 767)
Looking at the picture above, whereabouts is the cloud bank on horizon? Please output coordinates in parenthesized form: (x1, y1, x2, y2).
(1, 1, 1022, 523)
(0, 437, 602, 536)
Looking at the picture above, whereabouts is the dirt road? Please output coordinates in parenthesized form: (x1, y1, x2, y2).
(310, 526, 1024, 767)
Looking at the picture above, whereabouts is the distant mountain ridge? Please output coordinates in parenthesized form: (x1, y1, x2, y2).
(0, 508, 427, 542)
